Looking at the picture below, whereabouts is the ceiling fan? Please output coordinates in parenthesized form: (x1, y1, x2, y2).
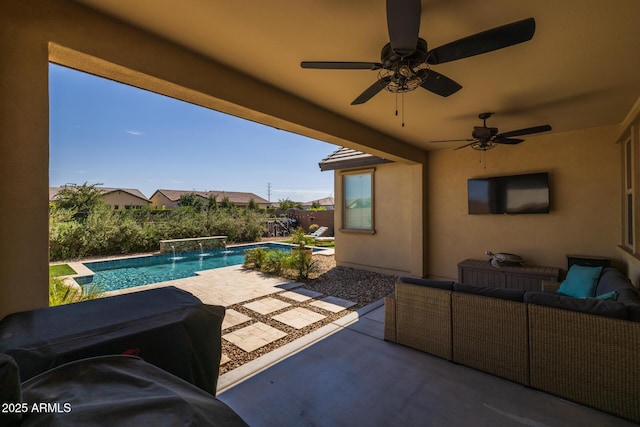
(300, 0, 536, 106)
(431, 112, 552, 151)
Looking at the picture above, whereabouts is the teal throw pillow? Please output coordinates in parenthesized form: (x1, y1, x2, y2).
(557, 265, 603, 298)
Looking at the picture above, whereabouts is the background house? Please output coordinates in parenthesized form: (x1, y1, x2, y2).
(149, 189, 270, 209)
(301, 197, 335, 210)
(2, 1, 640, 318)
(49, 186, 151, 210)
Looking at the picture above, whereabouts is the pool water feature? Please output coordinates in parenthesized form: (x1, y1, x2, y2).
(80, 243, 309, 292)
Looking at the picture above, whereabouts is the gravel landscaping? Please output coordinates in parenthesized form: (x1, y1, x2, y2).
(220, 254, 397, 374)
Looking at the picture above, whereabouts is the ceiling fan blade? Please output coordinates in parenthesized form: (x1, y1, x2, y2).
(301, 61, 382, 70)
(420, 70, 462, 97)
(497, 124, 552, 138)
(351, 76, 393, 105)
(386, 0, 421, 56)
(454, 141, 479, 150)
(427, 17, 536, 65)
(493, 137, 525, 145)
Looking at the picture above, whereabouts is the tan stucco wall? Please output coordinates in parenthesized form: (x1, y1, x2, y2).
(0, 0, 425, 318)
(150, 193, 178, 209)
(103, 192, 149, 209)
(426, 124, 621, 280)
(334, 161, 425, 276)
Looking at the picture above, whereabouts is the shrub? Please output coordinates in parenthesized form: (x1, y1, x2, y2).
(244, 247, 268, 269)
(262, 250, 290, 275)
(49, 205, 269, 261)
(289, 250, 317, 280)
(243, 246, 317, 280)
(49, 276, 103, 307)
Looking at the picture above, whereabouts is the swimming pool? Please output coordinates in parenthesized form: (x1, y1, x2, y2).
(80, 243, 305, 292)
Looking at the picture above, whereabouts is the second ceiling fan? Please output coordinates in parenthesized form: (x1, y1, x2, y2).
(301, 0, 537, 105)
(431, 112, 552, 151)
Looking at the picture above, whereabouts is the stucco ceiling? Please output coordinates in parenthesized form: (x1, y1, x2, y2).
(75, 0, 640, 152)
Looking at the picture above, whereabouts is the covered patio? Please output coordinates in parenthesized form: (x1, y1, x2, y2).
(2, 1, 640, 425)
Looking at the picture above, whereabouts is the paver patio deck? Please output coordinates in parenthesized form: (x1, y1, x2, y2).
(223, 322, 288, 352)
(222, 309, 252, 330)
(243, 297, 291, 315)
(310, 296, 357, 313)
(272, 307, 326, 329)
(100, 264, 356, 371)
(279, 288, 323, 302)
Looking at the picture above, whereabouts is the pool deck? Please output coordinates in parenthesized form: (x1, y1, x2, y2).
(74, 255, 353, 390)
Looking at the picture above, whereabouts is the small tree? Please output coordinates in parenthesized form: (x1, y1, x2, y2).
(53, 182, 105, 213)
(278, 198, 303, 210)
(219, 195, 235, 210)
(178, 193, 205, 211)
(207, 194, 218, 211)
(247, 198, 259, 210)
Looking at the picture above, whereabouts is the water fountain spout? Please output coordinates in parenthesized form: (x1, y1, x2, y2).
(170, 245, 176, 257)
(198, 242, 203, 255)
(222, 240, 227, 249)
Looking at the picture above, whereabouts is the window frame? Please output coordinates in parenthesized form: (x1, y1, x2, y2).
(340, 168, 375, 234)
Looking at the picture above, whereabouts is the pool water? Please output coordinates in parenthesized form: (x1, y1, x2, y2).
(81, 243, 299, 292)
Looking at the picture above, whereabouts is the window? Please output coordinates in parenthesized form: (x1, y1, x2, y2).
(624, 139, 634, 249)
(341, 169, 374, 232)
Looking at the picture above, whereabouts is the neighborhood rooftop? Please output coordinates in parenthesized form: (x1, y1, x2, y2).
(150, 189, 269, 204)
(49, 186, 150, 202)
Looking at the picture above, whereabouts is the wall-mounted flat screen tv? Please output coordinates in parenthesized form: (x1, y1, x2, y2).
(468, 172, 550, 214)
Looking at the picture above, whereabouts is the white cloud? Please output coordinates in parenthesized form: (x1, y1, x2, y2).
(126, 130, 144, 136)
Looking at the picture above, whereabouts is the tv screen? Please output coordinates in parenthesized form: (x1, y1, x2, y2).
(468, 172, 550, 214)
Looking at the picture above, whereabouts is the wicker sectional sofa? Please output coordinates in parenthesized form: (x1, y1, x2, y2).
(384, 268, 640, 423)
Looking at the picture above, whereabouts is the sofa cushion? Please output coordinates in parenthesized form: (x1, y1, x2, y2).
(557, 265, 602, 298)
(595, 290, 618, 301)
(596, 268, 640, 305)
(398, 277, 454, 291)
(453, 283, 525, 302)
(524, 291, 628, 320)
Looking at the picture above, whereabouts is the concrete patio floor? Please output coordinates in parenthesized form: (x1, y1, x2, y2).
(217, 304, 636, 427)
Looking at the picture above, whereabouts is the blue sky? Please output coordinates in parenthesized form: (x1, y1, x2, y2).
(49, 64, 337, 202)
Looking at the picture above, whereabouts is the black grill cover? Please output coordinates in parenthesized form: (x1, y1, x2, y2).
(0, 287, 224, 394)
(19, 355, 247, 426)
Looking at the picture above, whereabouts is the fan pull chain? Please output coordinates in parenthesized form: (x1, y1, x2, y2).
(395, 92, 398, 117)
(402, 92, 405, 127)
(393, 93, 406, 127)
